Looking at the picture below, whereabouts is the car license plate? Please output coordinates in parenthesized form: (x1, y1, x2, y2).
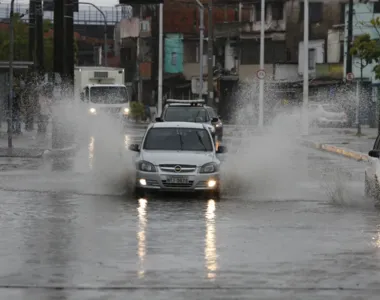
(166, 176, 188, 184)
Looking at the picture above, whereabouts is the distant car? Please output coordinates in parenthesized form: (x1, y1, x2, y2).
(365, 135, 380, 206)
(156, 99, 224, 142)
(309, 103, 349, 127)
(128, 121, 227, 199)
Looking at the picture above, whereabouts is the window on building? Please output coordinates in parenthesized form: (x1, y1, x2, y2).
(171, 52, 177, 66)
(374, 2, 380, 13)
(255, 3, 267, 22)
(125, 48, 132, 61)
(271, 2, 284, 21)
(308, 49, 316, 70)
(299, 2, 323, 23)
(340, 3, 345, 24)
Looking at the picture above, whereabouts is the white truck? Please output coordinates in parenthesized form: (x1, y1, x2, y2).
(74, 66, 131, 120)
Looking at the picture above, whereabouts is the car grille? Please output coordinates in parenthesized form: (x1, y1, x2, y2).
(159, 164, 196, 173)
(162, 180, 194, 188)
(99, 107, 121, 114)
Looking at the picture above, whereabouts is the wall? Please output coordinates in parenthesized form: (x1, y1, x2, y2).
(327, 28, 342, 63)
(343, 2, 379, 82)
(163, 2, 236, 35)
(298, 39, 325, 78)
(164, 34, 184, 73)
(240, 1, 287, 34)
(239, 64, 274, 80)
(286, 0, 344, 63)
(274, 64, 299, 81)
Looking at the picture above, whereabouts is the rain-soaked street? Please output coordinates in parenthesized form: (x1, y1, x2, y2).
(0, 128, 379, 299)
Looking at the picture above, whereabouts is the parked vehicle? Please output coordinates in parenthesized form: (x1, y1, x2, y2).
(309, 103, 349, 128)
(365, 135, 380, 206)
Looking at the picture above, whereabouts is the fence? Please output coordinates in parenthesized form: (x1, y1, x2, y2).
(0, 2, 131, 25)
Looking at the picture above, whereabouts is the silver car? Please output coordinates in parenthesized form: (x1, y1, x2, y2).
(128, 121, 227, 199)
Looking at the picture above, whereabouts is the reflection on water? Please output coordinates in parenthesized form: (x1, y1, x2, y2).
(137, 198, 147, 278)
(88, 136, 95, 170)
(205, 199, 217, 279)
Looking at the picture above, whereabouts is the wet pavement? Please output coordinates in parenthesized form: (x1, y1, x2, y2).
(0, 129, 379, 299)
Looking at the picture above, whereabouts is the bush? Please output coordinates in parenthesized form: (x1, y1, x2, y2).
(130, 101, 145, 121)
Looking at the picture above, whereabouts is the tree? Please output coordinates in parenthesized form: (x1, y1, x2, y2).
(0, 13, 29, 61)
(349, 34, 379, 78)
(0, 15, 77, 71)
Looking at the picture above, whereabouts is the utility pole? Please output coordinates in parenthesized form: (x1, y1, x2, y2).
(157, 3, 163, 116)
(258, 0, 265, 128)
(302, 0, 309, 136)
(35, 0, 44, 74)
(207, 0, 213, 106)
(137, 5, 143, 103)
(28, 0, 36, 64)
(65, 0, 74, 81)
(196, 0, 204, 99)
(53, 0, 64, 149)
(346, 0, 353, 74)
(26, 0, 36, 132)
(8, 0, 15, 149)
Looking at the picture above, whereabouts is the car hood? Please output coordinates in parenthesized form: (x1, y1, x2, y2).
(140, 150, 217, 166)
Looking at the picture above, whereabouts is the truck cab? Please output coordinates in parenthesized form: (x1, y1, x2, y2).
(74, 67, 131, 121)
(81, 84, 130, 117)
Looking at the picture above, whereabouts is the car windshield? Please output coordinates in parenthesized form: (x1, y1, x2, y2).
(163, 106, 209, 122)
(143, 127, 213, 151)
(323, 105, 341, 113)
(90, 86, 129, 104)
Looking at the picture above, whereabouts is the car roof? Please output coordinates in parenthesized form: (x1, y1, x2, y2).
(150, 121, 205, 129)
(166, 103, 209, 107)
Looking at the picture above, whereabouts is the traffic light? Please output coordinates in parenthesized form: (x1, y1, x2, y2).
(119, 0, 164, 3)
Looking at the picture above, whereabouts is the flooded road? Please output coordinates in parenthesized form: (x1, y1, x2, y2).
(0, 132, 379, 299)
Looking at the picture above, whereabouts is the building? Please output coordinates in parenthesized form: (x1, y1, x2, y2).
(116, 0, 352, 120)
(343, 0, 380, 127)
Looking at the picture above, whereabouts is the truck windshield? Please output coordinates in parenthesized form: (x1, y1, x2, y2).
(90, 86, 128, 104)
(143, 128, 213, 151)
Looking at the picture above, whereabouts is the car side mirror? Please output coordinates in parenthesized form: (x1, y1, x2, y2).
(369, 150, 380, 158)
(128, 144, 140, 152)
(211, 117, 219, 123)
(155, 117, 163, 122)
(217, 145, 227, 153)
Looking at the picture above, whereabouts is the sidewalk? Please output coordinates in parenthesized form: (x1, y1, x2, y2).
(300, 126, 377, 162)
(0, 121, 78, 158)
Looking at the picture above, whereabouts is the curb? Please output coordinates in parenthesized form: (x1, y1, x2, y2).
(43, 144, 80, 159)
(300, 139, 370, 162)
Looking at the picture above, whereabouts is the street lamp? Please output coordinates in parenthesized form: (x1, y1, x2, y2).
(8, 0, 15, 149)
(302, 0, 309, 136)
(78, 2, 108, 67)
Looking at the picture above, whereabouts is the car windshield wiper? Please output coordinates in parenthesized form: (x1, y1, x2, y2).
(178, 133, 184, 151)
(196, 131, 207, 151)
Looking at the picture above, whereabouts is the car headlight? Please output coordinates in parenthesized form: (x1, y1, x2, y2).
(138, 160, 156, 172)
(123, 107, 129, 115)
(199, 162, 219, 173)
(89, 108, 96, 115)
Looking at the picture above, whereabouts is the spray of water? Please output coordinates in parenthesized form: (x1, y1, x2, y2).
(7, 76, 370, 204)
(220, 79, 369, 206)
